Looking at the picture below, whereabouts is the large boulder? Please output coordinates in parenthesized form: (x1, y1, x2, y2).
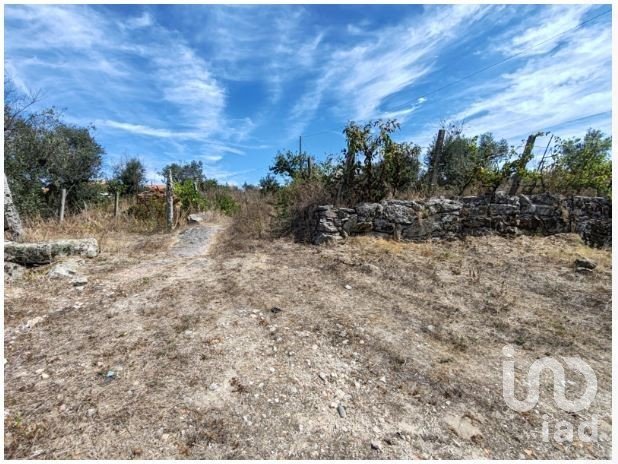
(5, 238, 98, 266)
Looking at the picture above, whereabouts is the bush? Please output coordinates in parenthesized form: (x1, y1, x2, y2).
(126, 195, 167, 229)
(173, 180, 208, 213)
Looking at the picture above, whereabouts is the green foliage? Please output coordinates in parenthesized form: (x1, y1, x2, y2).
(161, 160, 204, 183)
(173, 179, 239, 216)
(127, 195, 166, 225)
(4, 93, 104, 217)
(259, 174, 280, 194)
(212, 192, 240, 215)
(173, 179, 208, 212)
(269, 150, 310, 181)
(113, 158, 146, 195)
(340, 119, 401, 202)
(548, 129, 612, 196)
(381, 141, 422, 196)
(424, 124, 513, 195)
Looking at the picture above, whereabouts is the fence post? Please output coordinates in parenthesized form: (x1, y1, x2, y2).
(166, 171, 174, 230)
(59, 188, 67, 223)
(4, 173, 24, 241)
(114, 190, 120, 217)
(428, 129, 446, 196)
(307, 156, 313, 179)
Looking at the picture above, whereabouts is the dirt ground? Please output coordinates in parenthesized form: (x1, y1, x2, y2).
(4, 221, 612, 459)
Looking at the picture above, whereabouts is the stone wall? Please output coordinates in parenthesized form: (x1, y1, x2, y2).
(313, 193, 611, 248)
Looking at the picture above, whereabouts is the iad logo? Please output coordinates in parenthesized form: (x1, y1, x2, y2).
(502, 345, 598, 443)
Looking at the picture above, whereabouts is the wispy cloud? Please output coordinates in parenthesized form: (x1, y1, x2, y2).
(449, 20, 611, 142)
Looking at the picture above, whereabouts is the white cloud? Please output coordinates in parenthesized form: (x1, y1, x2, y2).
(124, 12, 153, 29)
(493, 5, 594, 58)
(286, 4, 492, 136)
(449, 23, 611, 142)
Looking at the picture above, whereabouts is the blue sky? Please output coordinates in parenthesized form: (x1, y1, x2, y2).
(4, 4, 612, 185)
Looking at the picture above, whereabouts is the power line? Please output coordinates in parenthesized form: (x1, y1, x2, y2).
(384, 7, 612, 114)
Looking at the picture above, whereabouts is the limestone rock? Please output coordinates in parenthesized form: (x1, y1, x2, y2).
(444, 413, 482, 441)
(5, 238, 98, 265)
(187, 214, 204, 224)
(4, 262, 26, 282)
(575, 257, 597, 270)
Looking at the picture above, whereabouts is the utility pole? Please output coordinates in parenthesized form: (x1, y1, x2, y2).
(428, 128, 446, 196)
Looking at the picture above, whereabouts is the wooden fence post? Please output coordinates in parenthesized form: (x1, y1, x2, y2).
(114, 191, 120, 217)
(166, 171, 174, 230)
(4, 173, 24, 241)
(59, 188, 67, 223)
(307, 156, 313, 179)
(428, 128, 446, 196)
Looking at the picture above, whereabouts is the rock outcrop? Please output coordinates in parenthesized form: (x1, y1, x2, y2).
(4, 238, 99, 265)
(313, 194, 610, 248)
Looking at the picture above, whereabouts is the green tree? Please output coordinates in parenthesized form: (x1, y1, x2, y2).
(4, 83, 104, 216)
(549, 129, 612, 196)
(381, 141, 422, 196)
(269, 150, 309, 182)
(259, 174, 280, 194)
(340, 119, 400, 202)
(160, 160, 205, 183)
(114, 158, 146, 195)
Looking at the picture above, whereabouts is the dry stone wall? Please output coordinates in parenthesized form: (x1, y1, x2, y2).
(313, 193, 611, 248)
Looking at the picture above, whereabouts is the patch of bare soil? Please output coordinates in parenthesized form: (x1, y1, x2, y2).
(4, 225, 611, 459)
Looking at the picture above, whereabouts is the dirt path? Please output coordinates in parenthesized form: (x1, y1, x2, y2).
(4, 228, 612, 459)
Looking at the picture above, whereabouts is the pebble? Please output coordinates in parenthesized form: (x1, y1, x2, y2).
(87, 408, 96, 417)
(35, 368, 45, 374)
(330, 402, 338, 408)
(344, 285, 352, 290)
(337, 404, 346, 418)
(208, 383, 220, 391)
(318, 372, 327, 382)
(380, 376, 386, 383)
(41, 372, 50, 379)
(371, 441, 382, 451)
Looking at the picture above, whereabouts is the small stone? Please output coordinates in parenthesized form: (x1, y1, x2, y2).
(41, 372, 50, 379)
(269, 367, 275, 373)
(271, 307, 283, 314)
(312, 344, 318, 351)
(576, 267, 594, 274)
(188, 214, 204, 224)
(337, 404, 346, 418)
(370, 441, 382, 451)
(72, 276, 88, 286)
(575, 257, 596, 270)
(318, 372, 327, 382)
(35, 368, 45, 374)
(380, 376, 386, 383)
(344, 285, 352, 290)
(87, 408, 96, 417)
(208, 383, 220, 391)
(330, 402, 338, 408)
(26, 316, 45, 329)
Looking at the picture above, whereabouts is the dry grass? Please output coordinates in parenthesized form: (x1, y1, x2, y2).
(4, 224, 611, 459)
